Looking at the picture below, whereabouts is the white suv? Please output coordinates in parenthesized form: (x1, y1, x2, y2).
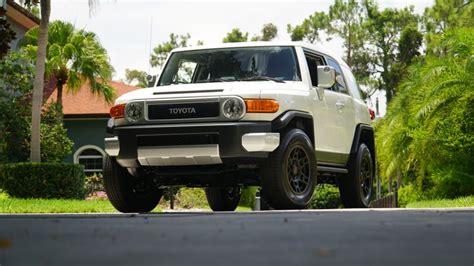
(104, 42, 375, 212)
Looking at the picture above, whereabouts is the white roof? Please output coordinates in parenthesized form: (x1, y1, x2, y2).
(171, 41, 348, 68)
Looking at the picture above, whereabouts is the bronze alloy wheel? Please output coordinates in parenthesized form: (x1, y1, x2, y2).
(285, 145, 311, 195)
(261, 129, 317, 209)
(359, 151, 373, 204)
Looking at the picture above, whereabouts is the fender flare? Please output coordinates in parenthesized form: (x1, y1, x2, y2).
(271, 110, 313, 131)
(349, 123, 376, 168)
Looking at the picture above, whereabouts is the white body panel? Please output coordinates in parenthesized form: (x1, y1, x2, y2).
(112, 42, 371, 161)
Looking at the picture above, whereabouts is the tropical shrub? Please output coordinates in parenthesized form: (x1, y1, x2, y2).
(376, 27, 474, 203)
(84, 173, 104, 196)
(0, 163, 86, 199)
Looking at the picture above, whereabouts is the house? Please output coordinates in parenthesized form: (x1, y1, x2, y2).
(45, 81, 138, 175)
(1, 0, 39, 50)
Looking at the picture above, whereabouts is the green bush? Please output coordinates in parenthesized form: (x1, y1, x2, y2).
(84, 173, 104, 195)
(40, 103, 74, 162)
(239, 186, 257, 209)
(0, 163, 86, 199)
(376, 28, 474, 201)
(308, 184, 343, 209)
(397, 183, 425, 207)
(175, 188, 208, 209)
(0, 52, 34, 163)
(162, 187, 258, 210)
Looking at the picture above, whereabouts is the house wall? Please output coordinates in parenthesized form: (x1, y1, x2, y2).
(63, 118, 109, 163)
(7, 17, 27, 50)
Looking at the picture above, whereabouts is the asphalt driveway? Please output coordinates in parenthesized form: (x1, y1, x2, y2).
(0, 208, 473, 266)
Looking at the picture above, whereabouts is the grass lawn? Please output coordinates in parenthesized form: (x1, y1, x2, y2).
(406, 196, 474, 208)
(0, 191, 252, 213)
(0, 191, 163, 213)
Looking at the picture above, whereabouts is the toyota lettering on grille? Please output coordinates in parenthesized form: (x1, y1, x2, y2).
(148, 102, 219, 120)
(168, 107, 197, 115)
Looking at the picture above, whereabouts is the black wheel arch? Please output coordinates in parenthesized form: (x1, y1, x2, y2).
(272, 111, 315, 146)
(350, 124, 376, 169)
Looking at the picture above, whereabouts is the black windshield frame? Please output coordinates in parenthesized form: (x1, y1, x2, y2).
(157, 46, 301, 86)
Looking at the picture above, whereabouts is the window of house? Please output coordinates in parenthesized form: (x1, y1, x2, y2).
(77, 148, 104, 175)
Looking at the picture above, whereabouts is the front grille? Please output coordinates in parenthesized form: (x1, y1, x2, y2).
(137, 134, 219, 147)
(148, 102, 220, 120)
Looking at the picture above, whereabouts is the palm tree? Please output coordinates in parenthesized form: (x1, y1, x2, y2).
(30, 0, 50, 162)
(21, 20, 115, 110)
(29, 0, 101, 162)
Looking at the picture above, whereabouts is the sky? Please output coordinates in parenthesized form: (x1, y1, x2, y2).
(50, 0, 434, 116)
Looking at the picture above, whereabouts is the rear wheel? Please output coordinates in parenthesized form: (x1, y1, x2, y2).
(205, 187, 241, 211)
(261, 129, 317, 209)
(339, 143, 374, 208)
(103, 156, 162, 213)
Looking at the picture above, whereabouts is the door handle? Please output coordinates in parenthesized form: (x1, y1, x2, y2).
(335, 102, 345, 109)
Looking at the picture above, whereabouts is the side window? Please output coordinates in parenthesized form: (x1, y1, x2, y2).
(341, 65, 362, 99)
(326, 58, 348, 94)
(304, 54, 324, 87)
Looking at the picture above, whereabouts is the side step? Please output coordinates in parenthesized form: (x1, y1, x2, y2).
(317, 165, 348, 174)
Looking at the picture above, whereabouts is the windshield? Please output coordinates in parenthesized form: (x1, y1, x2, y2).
(158, 46, 301, 86)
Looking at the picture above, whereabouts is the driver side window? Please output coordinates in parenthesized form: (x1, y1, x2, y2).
(304, 53, 324, 87)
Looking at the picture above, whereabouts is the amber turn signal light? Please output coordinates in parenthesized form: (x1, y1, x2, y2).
(110, 103, 126, 118)
(245, 99, 279, 113)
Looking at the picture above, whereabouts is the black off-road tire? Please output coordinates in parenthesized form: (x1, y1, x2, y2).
(261, 129, 317, 209)
(339, 143, 374, 208)
(103, 156, 162, 213)
(205, 187, 241, 211)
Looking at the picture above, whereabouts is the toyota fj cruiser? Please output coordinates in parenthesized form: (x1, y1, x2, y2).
(104, 42, 375, 212)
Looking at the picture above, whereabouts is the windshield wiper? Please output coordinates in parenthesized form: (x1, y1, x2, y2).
(239, 76, 285, 83)
(196, 78, 235, 83)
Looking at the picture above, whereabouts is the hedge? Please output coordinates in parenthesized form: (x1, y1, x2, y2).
(308, 184, 343, 209)
(0, 163, 86, 199)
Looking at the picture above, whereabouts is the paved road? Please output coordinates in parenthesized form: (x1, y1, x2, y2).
(0, 209, 473, 266)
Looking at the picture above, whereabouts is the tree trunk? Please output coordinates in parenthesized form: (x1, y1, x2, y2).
(30, 0, 51, 162)
(346, 28, 352, 66)
(397, 169, 402, 188)
(56, 80, 63, 110)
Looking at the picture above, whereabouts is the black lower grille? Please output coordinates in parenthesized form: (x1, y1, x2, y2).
(137, 134, 219, 147)
(148, 102, 220, 120)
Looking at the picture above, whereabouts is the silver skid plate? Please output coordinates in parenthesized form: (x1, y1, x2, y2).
(137, 144, 222, 166)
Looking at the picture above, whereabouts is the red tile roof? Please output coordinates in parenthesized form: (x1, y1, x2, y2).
(45, 80, 138, 117)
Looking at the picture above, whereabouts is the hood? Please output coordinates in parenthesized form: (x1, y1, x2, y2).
(115, 81, 301, 104)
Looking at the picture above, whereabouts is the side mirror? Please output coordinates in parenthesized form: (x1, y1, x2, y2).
(147, 74, 157, 87)
(315, 66, 336, 101)
(317, 65, 336, 89)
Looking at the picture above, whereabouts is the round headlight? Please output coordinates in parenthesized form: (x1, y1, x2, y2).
(125, 102, 143, 123)
(222, 97, 246, 120)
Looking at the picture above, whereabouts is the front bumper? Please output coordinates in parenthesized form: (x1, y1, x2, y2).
(106, 122, 279, 168)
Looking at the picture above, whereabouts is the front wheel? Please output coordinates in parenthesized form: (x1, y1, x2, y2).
(339, 143, 374, 208)
(205, 187, 241, 211)
(103, 156, 163, 213)
(261, 129, 317, 209)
